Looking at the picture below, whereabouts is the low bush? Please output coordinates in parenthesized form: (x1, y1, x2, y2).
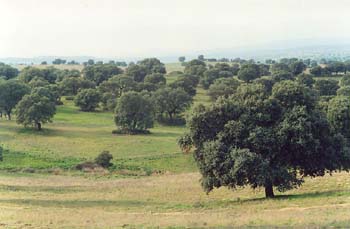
(95, 151, 113, 168)
(112, 129, 151, 135)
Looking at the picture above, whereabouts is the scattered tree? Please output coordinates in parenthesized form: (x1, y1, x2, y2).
(0, 80, 30, 120)
(153, 87, 192, 122)
(16, 91, 56, 130)
(181, 81, 349, 198)
(179, 56, 186, 63)
(74, 89, 101, 111)
(114, 92, 154, 133)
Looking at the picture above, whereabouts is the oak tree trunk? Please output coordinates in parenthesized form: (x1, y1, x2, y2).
(265, 183, 274, 198)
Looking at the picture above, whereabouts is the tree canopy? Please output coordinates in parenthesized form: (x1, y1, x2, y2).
(114, 92, 154, 133)
(74, 89, 101, 112)
(181, 81, 350, 198)
(15, 91, 56, 130)
(237, 64, 261, 82)
(82, 64, 123, 85)
(314, 79, 339, 96)
(152, 87, 192, 122)
(0, 63, 19, 80)
(0, 80, 30, 120)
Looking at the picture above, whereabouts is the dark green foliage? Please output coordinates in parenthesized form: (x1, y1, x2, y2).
(136, 82, 159, 92)
(41, 67, 60, 83)
(339, 75, 350, 87)
(152, 87, 192, 122)
(0, 146, 3, 162)
(95, 151, 113, 168)
(237, 64, 260, 82)
(184, 60, 207, 77)
(327, 96, 350, 139)
(15, 91, 56, 130)
(337, 86, 350, 96)
(98, 75, 136, 110)
(289, 61, 306, 75)
(270, 63, 290, 74)
(0, 80, 30, 120)
(310, 66, 330, 77)
(169, 75, 197, 96)
(177, 134, 193, 153)
(178, 56, 186, 63)
(208, 78, 240, 101)
(52, 58, 66, 65)
(67, 60, 79, 65)
(59, 77, 96, 95)
(272, 80, 317, 110)
(253, 77, 275, 93)
(125, 58, 165, 83)
(138, 58, 166, 74)
(126, 64, 148, 82)
(0, 63, 19, 80)
(310, 66, 322, 76)
(297, 73, 315, 88)
(75, 161, 99, 171)
(201, 68, 221, 89)
(272, 71, 294, 82)
(201, 64, 237, 89)
(182, 81, 350, 198)
(328, 61, 345, 74)
(19, 66, 59, 84)
(314, 79, 339, 96)
(83, 64, 123, 85)
(198, 55, 205, 61)
(114, 92, 154, 133)
(32, 86, 60, 104)
(258, 64, 271, 76)
(74, 89, 101, 111)
(144, 73, 166, 85)
(56, 69, 81, 82)
(19, 67, 45, 83)
(87, 59, 95, 65)
(28, 77, 50, 89)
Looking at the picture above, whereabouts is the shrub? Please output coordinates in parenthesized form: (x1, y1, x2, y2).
(75, 161, 99, 170)
(177, 134, 193, 154)
(95, 151, 113, 168)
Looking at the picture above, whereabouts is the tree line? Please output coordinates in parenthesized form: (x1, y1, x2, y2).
(0, 58, 195, 132)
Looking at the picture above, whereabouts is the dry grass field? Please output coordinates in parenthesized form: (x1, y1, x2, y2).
(0, 172, 349, 228)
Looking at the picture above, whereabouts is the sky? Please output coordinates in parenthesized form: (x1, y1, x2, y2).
(0, 0, 349, 58)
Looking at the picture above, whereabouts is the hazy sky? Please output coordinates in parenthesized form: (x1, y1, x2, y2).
(0, 0, 349, 58)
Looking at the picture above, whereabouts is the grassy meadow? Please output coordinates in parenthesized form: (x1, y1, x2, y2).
(0, 63, 349, 228)
(0, 171, 349, 228)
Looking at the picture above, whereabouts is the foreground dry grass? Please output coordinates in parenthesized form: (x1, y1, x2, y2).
(0, 172, 349, 228)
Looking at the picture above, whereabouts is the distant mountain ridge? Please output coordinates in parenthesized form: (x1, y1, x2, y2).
(2, 39, 350, 64)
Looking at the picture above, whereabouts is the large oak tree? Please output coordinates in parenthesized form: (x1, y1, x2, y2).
(181, 81, 350, 198)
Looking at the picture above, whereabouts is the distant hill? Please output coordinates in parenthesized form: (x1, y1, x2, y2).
(2, 39, 350, 65)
